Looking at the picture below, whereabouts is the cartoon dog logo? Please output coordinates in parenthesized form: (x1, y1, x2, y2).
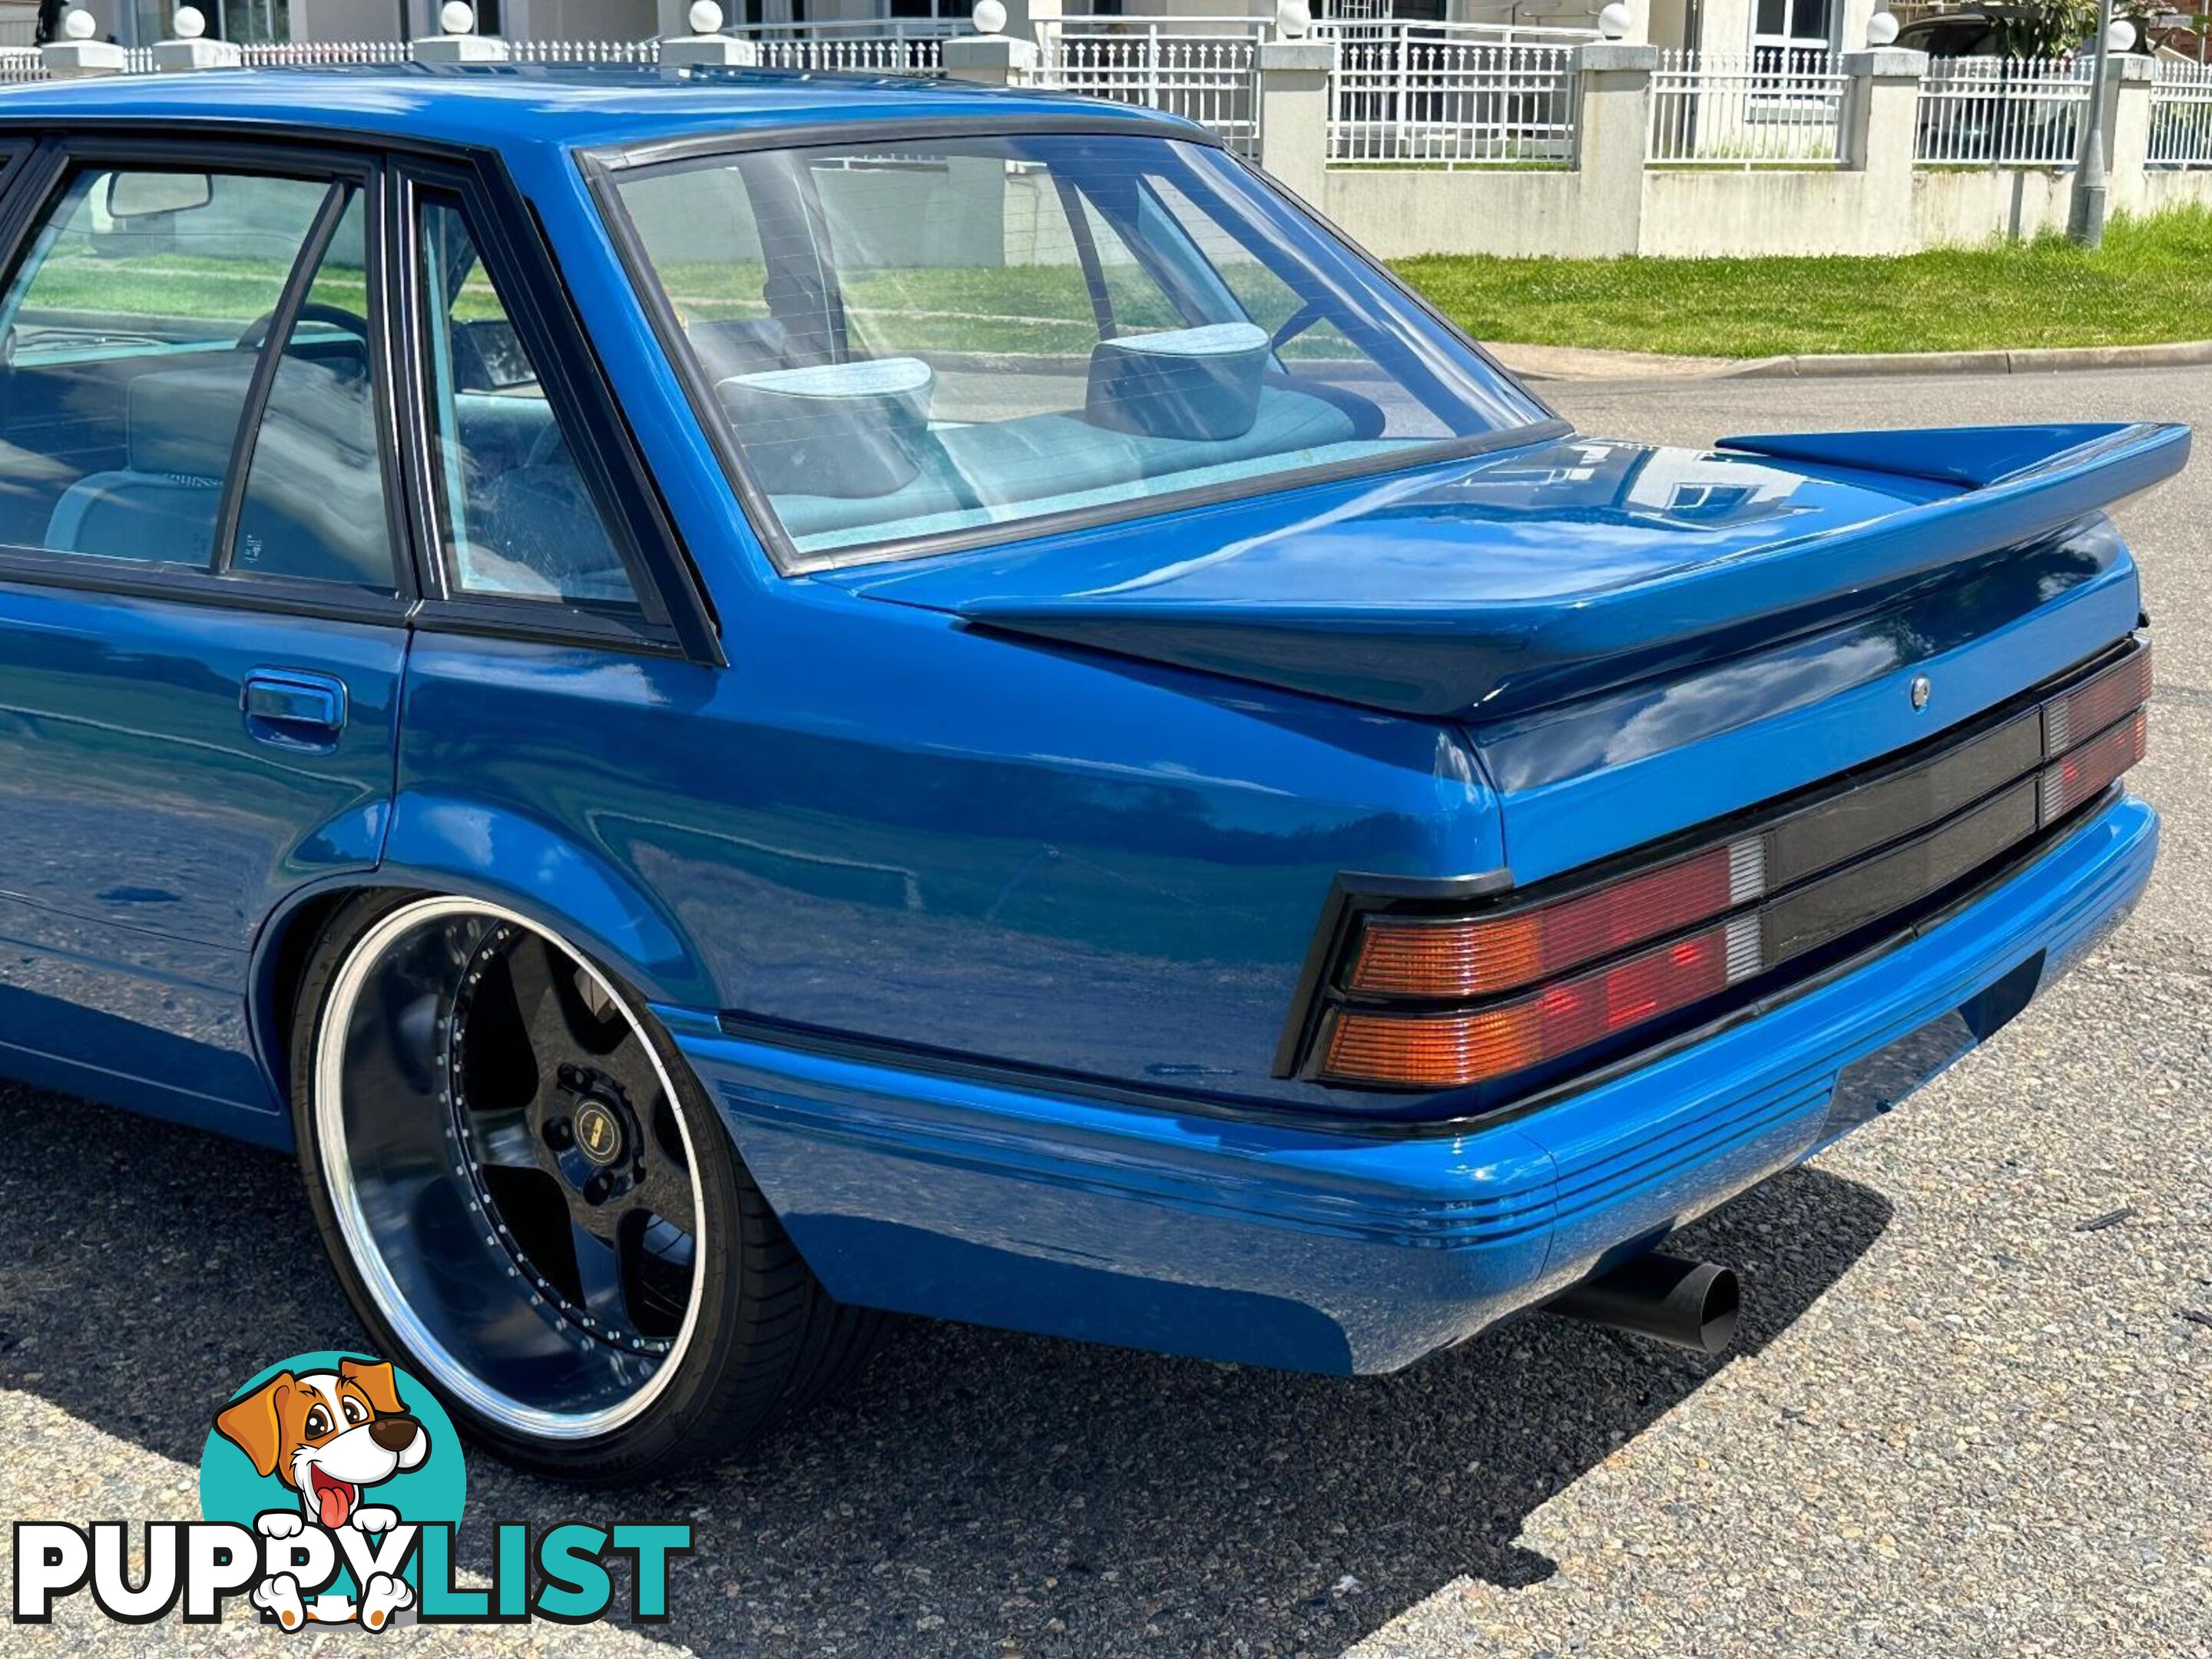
(213, 1358, 429, 1630)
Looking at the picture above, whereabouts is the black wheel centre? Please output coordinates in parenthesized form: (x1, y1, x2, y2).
(441, 922, 697, 1357)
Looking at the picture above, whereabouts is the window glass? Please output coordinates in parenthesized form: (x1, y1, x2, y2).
(1139, 177, 1396, 390)
(609, 135, 1547, 564)
(231, 190, 392, 588)
(416, 190, 637, 607)
(0, 168, 331, 564)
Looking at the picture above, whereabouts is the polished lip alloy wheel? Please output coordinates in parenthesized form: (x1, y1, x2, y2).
(314, 898, 707, 1440)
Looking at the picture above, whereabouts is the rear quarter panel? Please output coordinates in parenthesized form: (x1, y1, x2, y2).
(392, 581, 1503, 1109)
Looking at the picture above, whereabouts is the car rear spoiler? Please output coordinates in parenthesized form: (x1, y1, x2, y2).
(1713, 421, 2187, 495)
(928, 422, 2188, 720)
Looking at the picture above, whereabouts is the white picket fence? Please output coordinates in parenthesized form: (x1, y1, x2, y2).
(1042, 18, 1263, 154)
(0, 25, 949, 81)
(1324, 25, 1579, 166)
(1313, 15, 1596, 48)
(2150, 58, 2212, 168)
(237, 39, 410, 66)
(1915, 55, 2089, 166)
(1647, 48, 1849, 165)
(507, 38, 657, 66)
(727, 18, 955, 76)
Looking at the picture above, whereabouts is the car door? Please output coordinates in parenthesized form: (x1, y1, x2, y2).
(0, 137, 412, 1138)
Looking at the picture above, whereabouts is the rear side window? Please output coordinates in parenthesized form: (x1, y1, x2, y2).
(413, 188, 639, 608)
(0, 164, 396, 589)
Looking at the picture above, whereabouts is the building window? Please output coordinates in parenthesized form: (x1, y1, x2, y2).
(217, 0, 290, 41)
(1753, 0, 1836, 50)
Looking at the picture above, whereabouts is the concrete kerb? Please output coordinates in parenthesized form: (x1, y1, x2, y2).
(1488, 339, 2212, 382)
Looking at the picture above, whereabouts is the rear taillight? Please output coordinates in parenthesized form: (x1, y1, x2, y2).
(1348, 839, 1763, 999)
(1326, 919, 1759, 1089)
(1306, 644, 2151, 1092)
(2039, 705, 2147, 821)
(2044, 649, 2151, 753)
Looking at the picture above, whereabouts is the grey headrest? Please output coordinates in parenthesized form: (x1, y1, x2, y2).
(717, 357, 935, 499)
(127, 361, 256, 478)
(1087, 322, 1270, 442)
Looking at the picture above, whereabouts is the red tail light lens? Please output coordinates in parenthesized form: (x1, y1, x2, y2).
(1324, 919, 1760, 1089)
(1348, 839, 1763, 998)
(2039, 706, 2147, 822)
(2044, 646, 2151, 754)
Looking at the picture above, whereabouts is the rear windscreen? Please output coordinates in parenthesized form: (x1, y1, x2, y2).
(605, 132, 1548, 566)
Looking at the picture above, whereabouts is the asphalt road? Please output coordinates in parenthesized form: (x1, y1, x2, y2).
(4, 366, 2209, 1658)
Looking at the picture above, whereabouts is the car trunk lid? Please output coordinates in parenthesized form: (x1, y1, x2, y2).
(831, 422, 2183, 881)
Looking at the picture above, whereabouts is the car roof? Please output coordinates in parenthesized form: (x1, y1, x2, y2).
(0, 63, 1195, 155)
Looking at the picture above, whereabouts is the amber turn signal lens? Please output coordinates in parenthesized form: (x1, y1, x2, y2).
(1347, 840, 1760, 999)
(1323, 919, 1757, 1088)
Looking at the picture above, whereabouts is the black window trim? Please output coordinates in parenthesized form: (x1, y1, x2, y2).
(389, 156, 721, 664)
(578, 121, 1570, 579)
(0, 134, 420, 623)
(214, 178, 373, 580)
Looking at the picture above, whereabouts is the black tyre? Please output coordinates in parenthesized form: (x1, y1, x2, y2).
(288, 890, 879, 1481)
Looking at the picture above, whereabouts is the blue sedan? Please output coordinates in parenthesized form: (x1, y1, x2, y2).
(0, 65, 2177, 1479)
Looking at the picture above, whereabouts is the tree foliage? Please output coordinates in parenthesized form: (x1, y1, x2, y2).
(1988, 0, 2160, 58)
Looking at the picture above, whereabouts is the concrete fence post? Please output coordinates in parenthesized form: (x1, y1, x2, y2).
(1572, 43, 1656, 257)
(1839, 47, 1924, 255)
(412, 3, 509, 63)
(154, 6, 241, 71)
(1839, 48, 1926, 173)
(1836, 49, 1925, 254)
(2103, 53, 2154, 210)
(659, 2, 760, 69)
(42, 10, 126, 78)
(154, 37, 242, 69)
(942, 33, 1041, 88)
(1255, 39, 1333, 206)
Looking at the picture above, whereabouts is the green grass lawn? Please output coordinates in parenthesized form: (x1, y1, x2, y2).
(1390, 206, 2212, 359)
(25, 204, 2212, 366)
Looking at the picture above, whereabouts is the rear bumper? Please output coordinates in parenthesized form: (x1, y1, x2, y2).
(664, 795, 2156, 1376)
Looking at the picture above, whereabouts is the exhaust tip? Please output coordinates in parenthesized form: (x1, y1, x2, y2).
(1688, 1262, 1740, 1355)
(1546, 1252, 1741, 1355)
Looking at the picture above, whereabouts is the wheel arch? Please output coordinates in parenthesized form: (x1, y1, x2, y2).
(248, 794, 720, 1116)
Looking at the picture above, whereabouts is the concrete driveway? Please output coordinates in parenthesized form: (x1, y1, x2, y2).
(3, 366, 2208, 1658)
